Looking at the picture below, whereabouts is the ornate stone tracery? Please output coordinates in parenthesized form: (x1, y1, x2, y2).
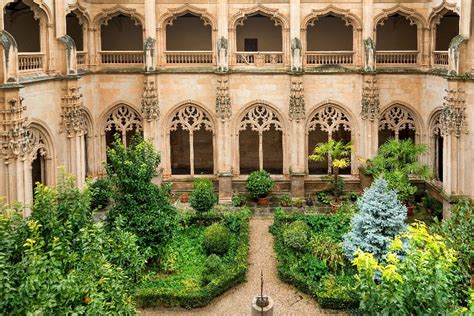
(61, 87, 87, 136)
(431, 111, 443, 136)
(374, 5, 427, 28)
(141, 79, 159, 121)
(361, 78, 380, 121)
(308, 105, 351, 138)
(1, 97, 31, 159)
(289, 79, 305, 122)
(230, 5, 289, 30)
(170, 105, 213, 134)
(216, 77, 231, 120)
(239, 104, 282, 134)
(104, 105, 142, 145)
(440, 89, 468, 138)
(378, 105, 416, 137)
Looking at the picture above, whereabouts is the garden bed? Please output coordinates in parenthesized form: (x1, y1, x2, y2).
(270, 205, 360, 310)
(136, 208, 250, 309)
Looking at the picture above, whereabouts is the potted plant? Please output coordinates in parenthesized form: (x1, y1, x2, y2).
(246, 170, 274, 207)
(309, 139, 352, 212)
(366, 139, 432, 215)
(279, 194, 292, 207)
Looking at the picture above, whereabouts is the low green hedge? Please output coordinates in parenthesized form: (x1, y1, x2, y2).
(271, 207, 359, 311)
(136, 208, 250, 309)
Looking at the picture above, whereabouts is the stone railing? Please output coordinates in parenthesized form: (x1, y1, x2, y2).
(235, 52, 284, 66)
(305, 51, 354, 65)
(376, 51, 418, 65)
(164, 51, 213, 64)
(433, 51, 448, 66)
(18, 52, 44, 72)
(77, 52, 87, 65)
(100, 51, 144, 65)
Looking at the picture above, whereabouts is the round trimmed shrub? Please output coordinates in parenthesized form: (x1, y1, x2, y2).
(202, 254, 224, 285)
(246, 170, 274, 199)
(190, 178, 218, 213)
(203, 223, 230, 255)
(283, 220, 310, 251)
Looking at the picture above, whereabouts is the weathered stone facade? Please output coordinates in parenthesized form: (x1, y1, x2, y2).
(0, 0, 473, 215)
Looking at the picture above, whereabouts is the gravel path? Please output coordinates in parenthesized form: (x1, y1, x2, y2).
(139, 217, 344, 316)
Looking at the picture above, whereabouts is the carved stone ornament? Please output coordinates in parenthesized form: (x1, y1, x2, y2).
(217, 36, 228, 72)
(291, 38, 302, 72)
(289, 79, 305, 122)
(105, 106, 143, 142)
(379, 105, 416, 137)
(448, 35, 467, 75)
(440, 89, 468, 138)
(308, 105, 351, 138)
(61, 87, 87, 136)
(239, 104, 282, 134)
(216, 77, 231, 120)
(364, 38, 376, 71)
(1, 97, 31, 159)
(170, 105, 213, 133)
(361, 77, 380, 121)
(141, 79, 159, 121)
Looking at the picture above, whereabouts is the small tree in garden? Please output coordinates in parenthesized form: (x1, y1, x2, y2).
(106, 134, 177, 251)
(366, 138, 432, 204)
(190, 178, 217, 213)
(246, 170, 274, 199)
(343, 177, 406, 260)
(309, 139, 352, 202)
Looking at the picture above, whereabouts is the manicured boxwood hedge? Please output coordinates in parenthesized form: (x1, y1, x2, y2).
(135, 208, 250, 309)
(271, 207, 359, 310)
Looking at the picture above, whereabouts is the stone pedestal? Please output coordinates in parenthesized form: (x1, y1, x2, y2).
(251, 296, 274, 316)
(218, 173, 233, 204)
(290, 173, 305, 198)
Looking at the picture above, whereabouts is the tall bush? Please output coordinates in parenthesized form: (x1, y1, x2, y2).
(106, 135, 177, 250)
(246, 170, 274, 199)
(343, 177, 406, 260)
(189, 178, 217, 213)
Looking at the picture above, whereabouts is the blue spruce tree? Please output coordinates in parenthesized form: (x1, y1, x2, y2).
(343, 177, 407, 260)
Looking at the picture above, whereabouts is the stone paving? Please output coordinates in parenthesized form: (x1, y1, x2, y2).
(139, 217, 346, 316)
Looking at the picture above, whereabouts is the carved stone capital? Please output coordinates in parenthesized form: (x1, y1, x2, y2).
(1, 97, 31, 159)
(361, 77, 380, 121)
(440, 89, 468, 138)
(289, 78, 305, 122)
(216, 77, 231, 121)
(60, 86, 87, 136)
(141, 79, 160, 121)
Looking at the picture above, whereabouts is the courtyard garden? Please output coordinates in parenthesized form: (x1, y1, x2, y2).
(0, 136, 473, 315)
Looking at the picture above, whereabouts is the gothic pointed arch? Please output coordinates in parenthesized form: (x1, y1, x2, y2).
(378, 103, 420, 145)
(3, 0, 53, 24)
(429, 109, 444, 182)
(302, 5, 362, 30)
(158, 4, 216, 31)
(93, 5, 145, 27)
(428, 1, 459, 28)
(65, 2, 92, 26)
(229, 5, 289, 30)
(102, 103, 143, 148)
(374, 5, 427, 29)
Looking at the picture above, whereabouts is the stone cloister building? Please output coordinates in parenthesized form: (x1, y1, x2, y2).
(0, 0, 473, 215)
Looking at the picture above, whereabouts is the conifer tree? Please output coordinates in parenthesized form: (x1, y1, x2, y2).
(343, 177, 407, 260)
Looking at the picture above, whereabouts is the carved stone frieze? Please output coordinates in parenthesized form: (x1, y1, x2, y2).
(289, 78, 305, 122)
(61, 87, 87, 136)
(216, 77, 231, 121)
(361, 77, 380, 121)
(141, 79, 160, 121)
(440, 89, 468, 138)
(0, 97, 31, 159)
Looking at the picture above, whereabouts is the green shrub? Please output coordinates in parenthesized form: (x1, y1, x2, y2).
(311, 234, 347, 272)
(190, 179, 217, 213)
(231, 194, 246, 207)
(317, 192, 330, 205)
(283, 220, 310, 251)
(317, 274, 359, 309)
(106, 134, 177, 252)
(88, 177, 111, 210)
(246, 170, 274, 199)
(203, 223, 230, 255)
(297, 254, 328, 281)
(202, 254, 225, 285)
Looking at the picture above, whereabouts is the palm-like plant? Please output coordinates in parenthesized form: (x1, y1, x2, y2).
(309, 139, 352, 201)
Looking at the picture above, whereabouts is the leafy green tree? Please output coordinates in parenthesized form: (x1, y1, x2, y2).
(106, 134, 177, 251)
(353, 223, 458, 314)
(309, 139, 352, 201)
(189, 178, 217, 213)
(343, 177, 406, 260)
(366, 138, 432, 203)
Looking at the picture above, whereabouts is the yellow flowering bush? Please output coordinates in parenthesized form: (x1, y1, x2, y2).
(354, 222, 458, 314)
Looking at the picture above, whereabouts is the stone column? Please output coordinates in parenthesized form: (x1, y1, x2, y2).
(217, 0, 229, 71)
(216, 75, 232, 203)
(289, 77, 306, 197)
(144, 0, 157, 71)
(55, 0, 66, 38)
(360, 75, 380, 160)
(289, 0, 302, 71)
(362, 0, 375, 71)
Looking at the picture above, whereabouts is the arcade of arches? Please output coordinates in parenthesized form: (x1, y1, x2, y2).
(0, 0, 473, 217)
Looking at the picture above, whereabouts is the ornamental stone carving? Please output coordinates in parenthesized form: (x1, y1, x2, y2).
(361, 77, 380, 121)
(289, 79, 305, 122)
(448, 35, 466, 76)
(308, 105, 351, 138)
(440, 89, 468, 138)
(105, 106, 143, 142)
(58, 35, 77, 75)
(216, 77, 231, 120)
(291, 37, 302, 72)
(364, 38, 376, 71)
(0, 97, 31, 159)
(379, 105, 416, 136)
(141, 79, 159, 121)
(170, 105, 213, 133)
(61, 87, 87, 136)
(217, 36, 228, 72)
(239, 105, 282, 134)
(144, 37, 156, 72)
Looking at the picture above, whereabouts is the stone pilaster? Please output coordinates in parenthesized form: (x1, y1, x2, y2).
(216, 75, 232, 203)
(289, 77, 306, 197)
(360, 75, 380, 160)
(290, 0, 302, 71)
(217, 0, 229, 71)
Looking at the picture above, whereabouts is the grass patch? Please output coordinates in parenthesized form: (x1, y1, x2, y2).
(136, 208, 250, 309)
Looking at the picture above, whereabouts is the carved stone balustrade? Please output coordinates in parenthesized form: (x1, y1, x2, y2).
(100, 51, 144, 65)
(305, 51, 354, 66)
(164, 51, 214, 65)
(433, 51, 448, 66)
(375, 51, 418, 65)
(18, 53, 44, 72)
(235, 52, 284, 67)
